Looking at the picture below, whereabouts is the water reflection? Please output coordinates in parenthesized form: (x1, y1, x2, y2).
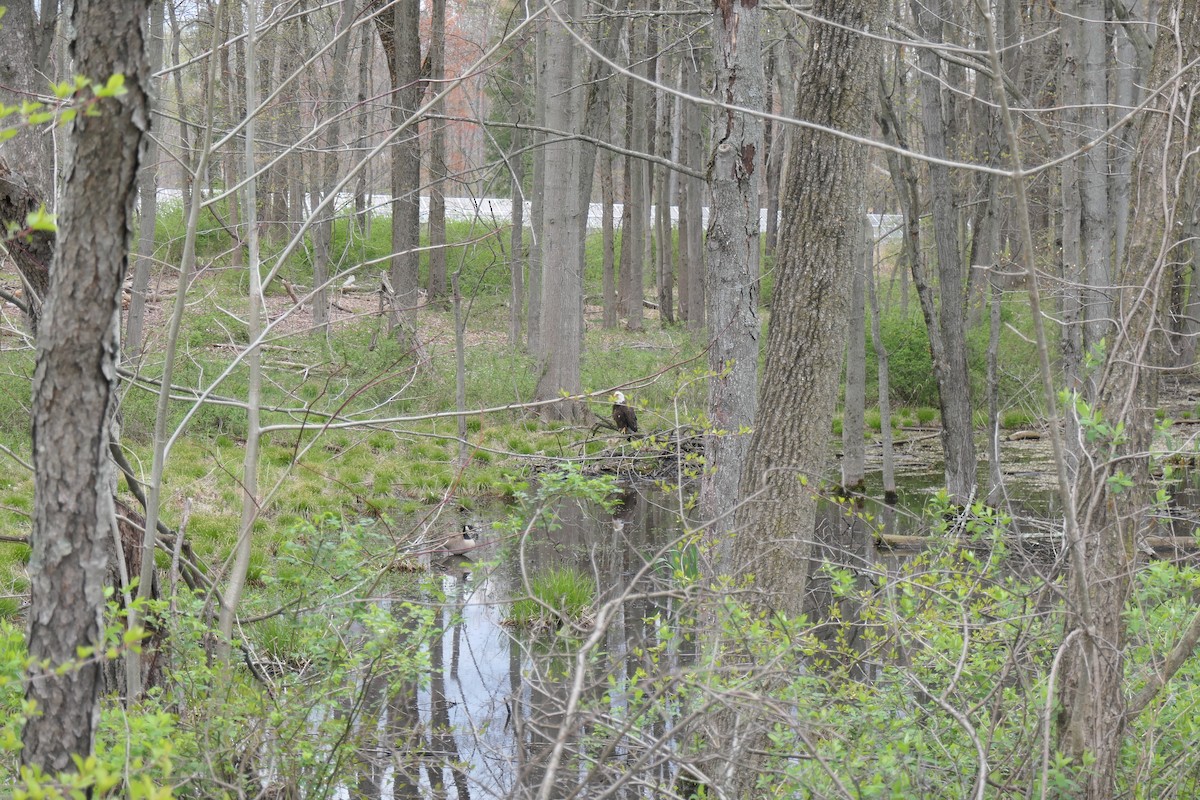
(390, 483, 696, 799)
(386, 480, 1056, 798)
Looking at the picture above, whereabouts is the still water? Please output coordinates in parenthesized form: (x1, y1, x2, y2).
(341, 479, 1003, 800)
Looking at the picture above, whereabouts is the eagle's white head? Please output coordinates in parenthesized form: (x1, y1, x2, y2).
(613, 391, 627, 405)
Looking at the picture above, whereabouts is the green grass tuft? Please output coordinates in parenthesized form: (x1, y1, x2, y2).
(507, 566, 596, 630)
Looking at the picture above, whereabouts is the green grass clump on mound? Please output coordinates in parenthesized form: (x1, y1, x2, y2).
(507, 566, 596, 630)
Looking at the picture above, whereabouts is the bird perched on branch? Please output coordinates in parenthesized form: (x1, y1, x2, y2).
(611, 391, 638, 434)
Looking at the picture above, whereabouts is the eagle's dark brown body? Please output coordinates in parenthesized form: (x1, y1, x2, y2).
(612, 392, 638, 434)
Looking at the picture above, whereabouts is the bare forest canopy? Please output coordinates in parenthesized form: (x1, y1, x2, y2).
(1, 0, 1200, 798)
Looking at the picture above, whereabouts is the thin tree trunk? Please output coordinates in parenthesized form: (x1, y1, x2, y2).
(374, 0, 422, 343)
(527, 18, 546, 356)
(218, 0, 262, 664)
(509, 124, 527, 347)
(1055, 6, 1200, 796)
(126, 0, 165, 357)
(23, 0, 151, 772)
(354, 17, 374, 236)
(601, 147, 617, 329)
(654, 70, 674, 326)
(311, 0, 355, 332)
(1076, 0, 1112, 351)
(866, 240, 896, 501)
(842, 215, 868, 492)
(427, 0, 448, 307)
(506, 10, 528, 350)
(683, 46, 705, 333)
(761, 44, 776, 257)
(912, 0, 975, 504)
(221, 4, 243, 271)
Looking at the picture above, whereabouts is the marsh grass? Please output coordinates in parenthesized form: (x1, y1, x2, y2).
(0, 204, 1045, 624)
(507, 566, 596, 630)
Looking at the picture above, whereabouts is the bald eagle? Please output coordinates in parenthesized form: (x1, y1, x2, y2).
(612, 391, 638, 434)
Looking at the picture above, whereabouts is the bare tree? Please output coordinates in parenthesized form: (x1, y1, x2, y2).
(701, 0, 763, 537)
(126, 0, 166, 356)
(23, 0, 151, 773)
(374, 0, 423, 342)
(911, 0, 975, 505)
(532, 0, 585, 421)
(1055, 2, 1200, 795)
(311, 0, 356, 332)
(427, 0, 449, 307)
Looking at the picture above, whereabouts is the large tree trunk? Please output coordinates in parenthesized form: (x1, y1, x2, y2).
(532, 0, 584, 422)
(23, 0, 150, 774)
(1056, 4, 1200, 796)
(701, 0, 763, 538)
(724, 4, 884, 793)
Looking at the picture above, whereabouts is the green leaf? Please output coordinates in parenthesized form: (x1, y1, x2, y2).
(94, 73, 127, 98)
(25, 206, 57, 233)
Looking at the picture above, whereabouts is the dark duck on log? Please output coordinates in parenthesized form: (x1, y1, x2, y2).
(612, 391, 638, 434)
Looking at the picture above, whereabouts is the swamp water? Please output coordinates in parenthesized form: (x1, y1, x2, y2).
(336, 462, 1070, 800)
(328, 423, 1200, 799)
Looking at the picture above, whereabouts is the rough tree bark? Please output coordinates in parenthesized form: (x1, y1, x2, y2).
(730, 0, 883, 611)
(701, 0, 763, 538)
(532, 0, 584, 421)
(725, 5, 884, 792)
(23, 0, 150, 774)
